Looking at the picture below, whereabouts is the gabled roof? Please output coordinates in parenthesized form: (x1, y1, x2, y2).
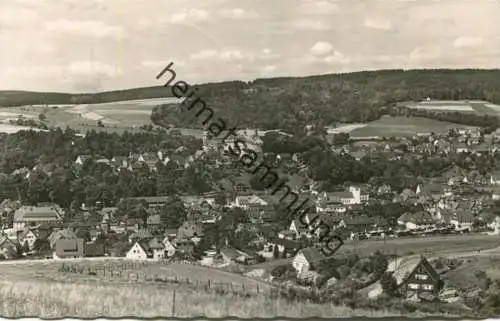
(48, 229, 77, 248)
(298, 247, 324, 264)
(397, 255, 440, 286)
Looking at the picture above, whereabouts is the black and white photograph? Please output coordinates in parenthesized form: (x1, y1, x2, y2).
(1, 0, 500, 319)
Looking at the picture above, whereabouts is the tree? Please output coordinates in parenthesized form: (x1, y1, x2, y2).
(273, 245, 280, 259)
(380, 272, 398, 296)
(33, 238, 51, 256)
(158, 197, 187, 229)
(22, 241, 30, 254)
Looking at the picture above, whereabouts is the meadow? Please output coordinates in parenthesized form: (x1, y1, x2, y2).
(349, 116, 476, 138)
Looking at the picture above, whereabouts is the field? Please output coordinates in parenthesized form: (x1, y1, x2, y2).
(401, 100, 500, 116)
(0, 259, 412, 318)
(349, 116, 476, 138)
(0, 97, 182, 134)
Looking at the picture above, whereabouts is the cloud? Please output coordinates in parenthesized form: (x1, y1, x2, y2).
(217, 8, 260, 19)
(324, 51, 350, 65)
(293, 19, 331, 31)
(453, 37, 483, 48)
(310, 41, 334, 57)
(299, 0, 339, 15)
(170, 9, 211, 24)
(44, 20, 125, 39)
(364, 17, 392, 30)
(189, 49, 253, 62)
(261, 65, 277, 74)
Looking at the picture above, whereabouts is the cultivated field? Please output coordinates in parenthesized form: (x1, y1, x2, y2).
(0, 97, 183, 134)
(349, 116, 476, 138)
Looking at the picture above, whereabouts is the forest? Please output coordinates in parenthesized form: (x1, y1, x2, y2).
(2, 69, 500, 134)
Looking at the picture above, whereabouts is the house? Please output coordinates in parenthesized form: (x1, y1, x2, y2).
(292, 247, 324, 274)
(397, 212, 435, 230)
(53, 238, 85, 259)
(75, 155, 91, 165)
(397, 255, 442, 299)
(449, 211, 474, 232)
(173, 238, 194, 255)
(219, 247, 252, 264)
(126, 237, 165, 261)
(274, 238, 301, 257)
(17, 228, 38, 250)
(232, 195, 268, 209)
(13, 205, 64, 231)
(146, 214, 162, 231)
(123, 196, 171, 209)
(162, 236, 177, 257)
(48, 229, 78, 249)
(126, 240, 149, 260)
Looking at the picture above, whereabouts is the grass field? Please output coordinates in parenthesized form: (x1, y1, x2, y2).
(349, 116, 476, 138)
(0, 258, 461, 318)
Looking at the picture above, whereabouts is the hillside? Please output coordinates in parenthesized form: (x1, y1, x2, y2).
(3, 69, 500, 134)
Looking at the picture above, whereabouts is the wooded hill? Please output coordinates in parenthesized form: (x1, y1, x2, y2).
(3, 69, 500, 134)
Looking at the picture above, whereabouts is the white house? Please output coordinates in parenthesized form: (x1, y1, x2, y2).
(162, 237, 177, 257)
(292, 247, 324, 274)
(231, 195, 268, 209)
(126, 241, 149, 260)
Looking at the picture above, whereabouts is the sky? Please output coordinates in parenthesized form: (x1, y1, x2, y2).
(1, 0, 499, 93)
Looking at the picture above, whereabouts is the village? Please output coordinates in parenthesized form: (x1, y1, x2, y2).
(0, 122, 500, 315)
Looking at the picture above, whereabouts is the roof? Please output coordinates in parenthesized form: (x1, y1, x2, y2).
(398, 212, 435, 224)
(220, 247, 248, 260)
(395, 255, 440, 286)
(14, 205, 63, 222)
(299, 247, 324, 264)
(454, 211, 475, 223)
(48, 229, 77, 248)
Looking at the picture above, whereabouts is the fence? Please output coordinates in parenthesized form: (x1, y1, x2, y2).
(58, 260, 273, 297)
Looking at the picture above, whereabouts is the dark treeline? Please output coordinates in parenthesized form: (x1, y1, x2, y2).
(3, 69, 500, 134)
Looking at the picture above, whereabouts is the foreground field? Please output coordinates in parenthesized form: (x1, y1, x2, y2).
(0, 276, 413, 318)
(349, 116, 476, 138)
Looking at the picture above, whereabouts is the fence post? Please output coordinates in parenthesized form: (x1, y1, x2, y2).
(257, 284, 260, 294)
(208, 279, 211, 289)
(172, 289, 176, 317)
